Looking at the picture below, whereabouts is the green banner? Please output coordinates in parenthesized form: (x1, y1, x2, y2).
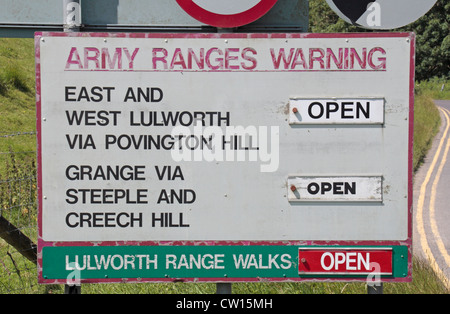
(42, 245, 408, 281)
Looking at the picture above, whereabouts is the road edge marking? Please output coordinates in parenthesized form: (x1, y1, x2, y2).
(416, 105, 450, 290)
(429, 107, 450, 268)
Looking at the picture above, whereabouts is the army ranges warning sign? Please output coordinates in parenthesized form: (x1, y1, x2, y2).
(36, 32, 413, 283)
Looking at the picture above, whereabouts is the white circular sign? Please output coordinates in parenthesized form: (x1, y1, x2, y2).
(176, 0, 278, 28)
(326, 0, 438, 29)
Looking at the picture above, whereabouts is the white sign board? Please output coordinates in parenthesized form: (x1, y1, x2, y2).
(287, 175, 383, 202)
(36, 33, 413, 244)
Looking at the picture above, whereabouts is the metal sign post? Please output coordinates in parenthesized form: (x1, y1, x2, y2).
(63, 0, 82, 294)
(63, 0, 81, 32)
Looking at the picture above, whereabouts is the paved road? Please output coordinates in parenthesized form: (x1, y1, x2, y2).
(414, 100, 450, 290)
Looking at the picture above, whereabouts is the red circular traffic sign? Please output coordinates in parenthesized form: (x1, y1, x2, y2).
(176, 0, 278, 28)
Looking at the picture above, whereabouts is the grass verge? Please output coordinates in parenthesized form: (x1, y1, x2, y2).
(413, 83, 443, 172)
